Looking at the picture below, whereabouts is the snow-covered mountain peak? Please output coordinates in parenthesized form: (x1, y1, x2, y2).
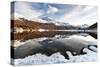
(13, 13, 71, 26)
(39, 16, 70, 26)
(40, 16, 54, 21)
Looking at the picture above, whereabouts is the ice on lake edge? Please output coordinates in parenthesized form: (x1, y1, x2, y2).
(14, 47, 97, 66)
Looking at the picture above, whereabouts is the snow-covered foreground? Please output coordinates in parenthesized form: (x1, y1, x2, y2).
(14, 47, 97, 66)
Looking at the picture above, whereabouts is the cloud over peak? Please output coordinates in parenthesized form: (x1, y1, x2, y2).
(47, 5, 58, 14)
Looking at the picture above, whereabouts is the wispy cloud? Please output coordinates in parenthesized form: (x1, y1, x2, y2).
(58, 6, 97, 26)
(47, 5, 58, 14)
(14, 1, 43, 20)
(13, 1, 97, 26)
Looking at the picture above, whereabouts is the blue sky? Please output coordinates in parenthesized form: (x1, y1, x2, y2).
(12, 1, 97, 26)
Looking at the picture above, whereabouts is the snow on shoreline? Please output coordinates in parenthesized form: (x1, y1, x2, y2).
(14, 48, 97, 66)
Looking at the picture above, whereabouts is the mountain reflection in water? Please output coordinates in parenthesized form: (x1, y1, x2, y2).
(11, 31, 97, 59)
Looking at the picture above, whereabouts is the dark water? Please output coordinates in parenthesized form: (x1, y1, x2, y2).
(11, 31, 97, 59)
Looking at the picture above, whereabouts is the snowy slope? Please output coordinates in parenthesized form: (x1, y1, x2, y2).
(40, 16, 70, 26)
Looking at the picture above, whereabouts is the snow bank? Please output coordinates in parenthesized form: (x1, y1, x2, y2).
(67, 48, 97, 63)
(88, 46, 97, 52)
(14, 47, 97, 66)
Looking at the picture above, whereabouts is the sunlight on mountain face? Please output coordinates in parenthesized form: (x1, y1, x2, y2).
(38, 29, 46, 32)
(15, 27, 24, 33)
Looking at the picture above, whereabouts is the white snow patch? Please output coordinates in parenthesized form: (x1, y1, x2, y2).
(31, 18, 48, 23)
(89, 46, 97, 52)
(14, 47, 97, 66)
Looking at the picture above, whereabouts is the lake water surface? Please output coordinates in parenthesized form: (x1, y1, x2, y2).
(11, 31, 97, 59)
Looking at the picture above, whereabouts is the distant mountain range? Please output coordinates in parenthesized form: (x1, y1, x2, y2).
(13, 13, 75, 26)
(11, 14, 97, 33)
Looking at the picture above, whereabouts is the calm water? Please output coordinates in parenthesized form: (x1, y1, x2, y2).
(11, 31, 97, 59)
